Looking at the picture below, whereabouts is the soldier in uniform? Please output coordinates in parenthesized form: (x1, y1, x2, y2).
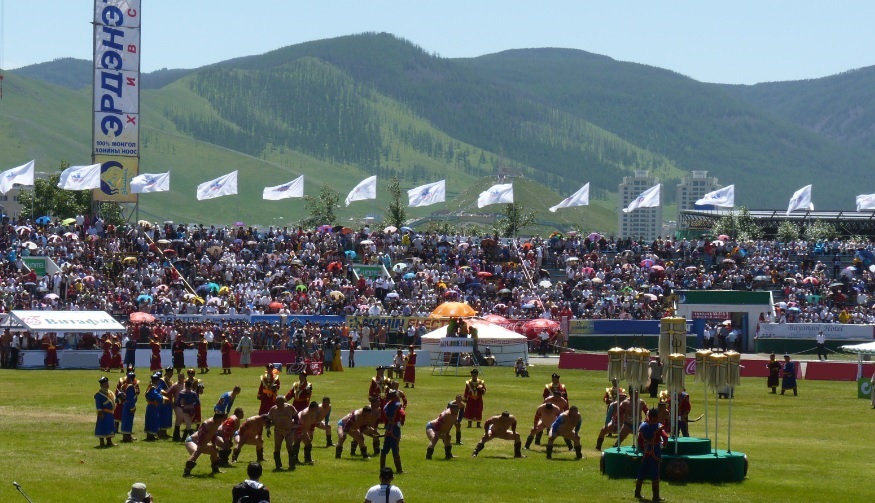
(781, 353, 798, 396)
(172, 336, 189, 372)
(472, 411, 524, 458)
(381, 390, 406, 473)
(543, 372, 568, 401)
(258, 364, 281, 415)
(94, 376, 116, 448)
(403, 345, 417, 388)
(110, 335, 123, 371)
(286, 371, 313, 413)
(158, 367, 175, 439)
(266, 396, 298, 471)
(463, 368, 486, 428)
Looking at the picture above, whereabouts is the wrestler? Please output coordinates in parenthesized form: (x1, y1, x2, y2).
(335, 405, 379, 459)
(472, 411, 524, 458)
(534, 391, 569, 446)
(175, 379, 201, 441)
(231, 414, 272, 464)
(451, 394, 465, 445)
(169, 373, 187, 441)
(216, 407, 245, 467)
(314, 396, 334, 447)
(291, 401, 321, 466)
(266, 396, 298, 471)
(596, 390, 648, 450)
(546, 405, 583, 460)
(525, 402, 562, 450)
(425, 402, 458, 460)
(184, 411, 227, 477)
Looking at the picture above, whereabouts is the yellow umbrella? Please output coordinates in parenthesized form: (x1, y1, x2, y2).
(430, 301, 477, 318)
(329, 290, 344, 301)
(218, 286, 231, 296)
(61, 217, 77, 226)
(122, 257, 138, 264)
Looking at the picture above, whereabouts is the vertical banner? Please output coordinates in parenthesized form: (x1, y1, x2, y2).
(93, 1, 141, 202)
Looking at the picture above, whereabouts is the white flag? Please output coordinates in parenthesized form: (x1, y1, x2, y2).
(623, 183, 661, 213)
(549, 182, 590, 212)
(477, 183, 514, 208)
(786, 185, 812, 215)
(196, 171, 238, 201)
(130, 171, 170, 194)
(263, 175, 304, 200)
(695, 184, 735, 207)
(345, 175, 377, 206)
(407, 180, 446, 207)
(0, 160, 35, 194)
(856, 193, 875, 211)
(57, 163, 102, 191)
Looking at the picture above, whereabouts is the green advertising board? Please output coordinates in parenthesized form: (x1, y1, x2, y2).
(858, 377, 873, 399)
(22, 257, 47, 277)
(352, 264, 390, 279)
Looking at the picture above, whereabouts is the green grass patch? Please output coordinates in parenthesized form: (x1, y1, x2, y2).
(0, 364, 870, 502)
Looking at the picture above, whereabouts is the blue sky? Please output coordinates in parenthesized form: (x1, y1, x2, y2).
(2, 1, 873, 84)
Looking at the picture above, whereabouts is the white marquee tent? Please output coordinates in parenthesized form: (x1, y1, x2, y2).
(841, 341, 875, 379)
(421, 318, 528, 367)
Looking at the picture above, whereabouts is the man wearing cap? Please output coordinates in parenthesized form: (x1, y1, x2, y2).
(472, 411, 525, 458)
(463, 368, 486, 428)
(258, 364, 281, 415)
(124, 482, 152, 503)
(120, 371, 140, 443)
(95, 376, 116, 448)
(364, 467, 405, 503)
(286, 371, 313, 413)
(158, 368, 174, 439)
(144, 372, 165, 442)
(236, 331, 253, 368)
(381, 390, 406, 474)
(171, 336, 189, 372)
(781, 354, 798, 396)
(544, 373, 568, 402)
(220, 334, 234, 374)
(197, 332, 209, 374)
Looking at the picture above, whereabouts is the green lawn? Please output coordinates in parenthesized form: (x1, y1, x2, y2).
(0, 363, 870, 502)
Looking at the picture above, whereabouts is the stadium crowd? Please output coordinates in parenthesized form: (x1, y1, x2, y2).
(2, 215, 875, 352)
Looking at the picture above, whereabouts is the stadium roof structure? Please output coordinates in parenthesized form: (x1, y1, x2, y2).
(679, 209, 875, 238)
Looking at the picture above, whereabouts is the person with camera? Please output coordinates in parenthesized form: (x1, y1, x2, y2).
(124, 482, 153, 503)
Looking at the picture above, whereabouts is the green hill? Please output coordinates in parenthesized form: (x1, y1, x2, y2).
(5, 32, 875, 231)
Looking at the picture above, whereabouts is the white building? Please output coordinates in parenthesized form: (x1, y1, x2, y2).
(676, 171, 721, 224)
(618, 170, 661, 241)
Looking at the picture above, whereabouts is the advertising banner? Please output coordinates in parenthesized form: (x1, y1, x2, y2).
(568, 319, 693, 336)
(346, 316, 448, 333)
(93, 156, 138, 202)
(352, 264, 391, 279)
(756, 322, 875, 341)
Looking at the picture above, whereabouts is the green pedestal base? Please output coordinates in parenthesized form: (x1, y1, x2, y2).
(601, 438, 747, 483)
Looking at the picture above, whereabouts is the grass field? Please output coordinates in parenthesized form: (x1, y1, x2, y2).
(0, 362, 871, 502)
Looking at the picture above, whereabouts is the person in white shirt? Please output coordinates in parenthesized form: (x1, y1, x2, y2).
(815, 331, 828, 361)
(364, 467, 405, 503)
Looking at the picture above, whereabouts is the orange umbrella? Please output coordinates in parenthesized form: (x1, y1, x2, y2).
(130, 312, 156, 323)
(430, 302, 477, 318)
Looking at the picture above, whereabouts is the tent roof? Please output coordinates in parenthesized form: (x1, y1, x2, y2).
(9, 310, 126, 333)
(841, 341, 875, 355)
(421, 318, 526, 341)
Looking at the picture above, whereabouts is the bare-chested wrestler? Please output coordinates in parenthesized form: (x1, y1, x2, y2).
(183, 411, 227, 477)
(472, 411, 524, 458)
(291, 400, 321, 466)
(335, 405, 379, 459)
(546, 405, 583, 460)
(425, 401, 458, 460)
(525, 401, 562, 450)
(231, 414, 272, 463)
(266, 396, 298, 471)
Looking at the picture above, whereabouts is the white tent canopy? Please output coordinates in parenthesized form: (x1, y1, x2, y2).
(841, 341, 875, 379)
(9, 310, 125, 338)
(421, 318, 528, 367)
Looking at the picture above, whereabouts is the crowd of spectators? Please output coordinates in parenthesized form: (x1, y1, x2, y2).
(3, 214, 875, 353)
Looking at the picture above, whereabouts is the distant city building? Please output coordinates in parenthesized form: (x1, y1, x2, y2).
(676, 171, 722, 231)
(618, 170, 661, 241)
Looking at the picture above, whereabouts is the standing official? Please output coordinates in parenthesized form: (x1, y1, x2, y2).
(95, 376, 116, 448)
(463, 369, 486, 428)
